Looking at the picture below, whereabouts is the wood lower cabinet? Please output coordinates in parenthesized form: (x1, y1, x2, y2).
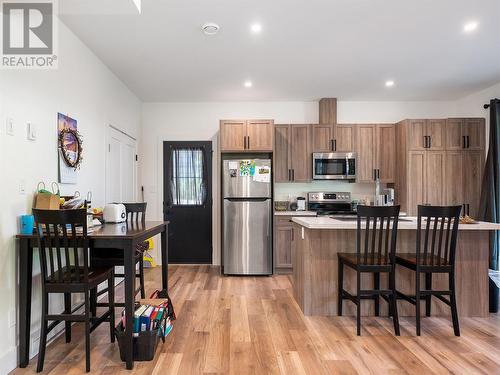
(220, 119, 274, 152)
(275, 222, 293, 271)
(274, 124, 311, 182)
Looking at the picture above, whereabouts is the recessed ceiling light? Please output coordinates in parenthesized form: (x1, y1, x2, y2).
(202, 23, 220, 36)
(385, 80, 395, 87)
(251, 23, 262, 33)
(463, 21, 478, 33)
(244, 80, 253, 88)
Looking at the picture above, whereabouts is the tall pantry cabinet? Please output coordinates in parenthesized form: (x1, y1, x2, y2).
(395, 118, 485, 217)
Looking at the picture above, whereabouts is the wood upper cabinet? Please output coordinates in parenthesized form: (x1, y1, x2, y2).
(463, 151, 484, 217)
(220, 120, 246, 151)
(312, 123, 356, 152)
(335, 124, 356, 152)
(220, 119, 273, 152)
(375, 124, 396, 183)
(408, 119, 445, 150)
(463, 118, 485, 150)
(446, 118, 485, 151)
(356, 124, 376, 183)
(312, 124, 333, 152)
(274, 124, 311, 182)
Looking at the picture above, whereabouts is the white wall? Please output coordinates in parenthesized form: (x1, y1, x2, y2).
(141, 100, 460, 266)
(0, 20, 141, 373)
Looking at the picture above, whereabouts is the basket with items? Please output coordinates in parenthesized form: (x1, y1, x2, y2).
(115, 297, 175, 362)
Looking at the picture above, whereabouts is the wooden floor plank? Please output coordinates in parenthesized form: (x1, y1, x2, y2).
(11, 265, 500, 375)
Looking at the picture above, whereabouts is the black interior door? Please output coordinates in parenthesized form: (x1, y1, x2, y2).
(163, 141, 213, 263)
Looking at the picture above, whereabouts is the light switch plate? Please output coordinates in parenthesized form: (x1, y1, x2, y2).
(19, 180, 26, 195)
(6, 118, 14, 136)
(27, 122, 37, 140)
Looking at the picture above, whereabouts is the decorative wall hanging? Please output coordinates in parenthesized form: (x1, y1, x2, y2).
(57, 113, 81, 184)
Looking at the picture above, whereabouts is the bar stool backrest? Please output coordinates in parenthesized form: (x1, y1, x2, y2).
(33, 208, 89, 284)
(356, 205, 401, 265)
(123, 202, 147, 224)
(416, 205, 461, 266)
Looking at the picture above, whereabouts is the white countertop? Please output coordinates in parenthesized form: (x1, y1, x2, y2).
(274, 210, 317, 216)
(291, 216, 500, 231)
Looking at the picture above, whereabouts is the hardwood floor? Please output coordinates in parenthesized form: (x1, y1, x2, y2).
(12, 265, 500, 374)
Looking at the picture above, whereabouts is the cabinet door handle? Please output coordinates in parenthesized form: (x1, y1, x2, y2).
(466, 135, 470, 149)
(333, 139, 337, 151)
(248, 136, 250, 149)
(288, 169, 291, 181)
(244, 136, 247, 149)
(330, 139, 334, 151)
(428, 136, 432, 149)
(377, 169, 380, 179)
(292, 169, 295, 181)
(423, 136, 427, 148)
(462, 136, 466, 149)
(467, 203, 470, 216)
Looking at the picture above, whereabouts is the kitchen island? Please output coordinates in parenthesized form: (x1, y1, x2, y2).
(291, 216, 500, 318)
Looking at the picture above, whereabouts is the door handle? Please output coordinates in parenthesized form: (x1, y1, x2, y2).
(463, 135, 466, 149)
(466, 136, 470, 149)
(243, 136, 247, 149)
(377, 169, 380, 179)
(292, 169, 295, 181)
(247, 136, 250, 149)
(288, 169, 291, 181)
(330, 139, 334, 151)
(333, 139, 337, 151)
(423, 136, 427, 148)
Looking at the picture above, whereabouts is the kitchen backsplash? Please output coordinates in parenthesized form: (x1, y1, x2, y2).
(274, 181, 383, 203)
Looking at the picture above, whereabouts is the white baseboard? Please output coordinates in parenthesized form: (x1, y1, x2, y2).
(1, 346, 18, 375)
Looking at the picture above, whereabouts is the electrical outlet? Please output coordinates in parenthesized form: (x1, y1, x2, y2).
(6, 117, 14, 136)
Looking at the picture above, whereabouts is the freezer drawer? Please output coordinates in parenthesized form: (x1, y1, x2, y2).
(222, 159, 272, 198)
(223, 198, 272, 275)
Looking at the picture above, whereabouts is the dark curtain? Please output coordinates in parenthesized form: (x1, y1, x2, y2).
(168, 147, 208, 205)
(479, 98, 500, 271)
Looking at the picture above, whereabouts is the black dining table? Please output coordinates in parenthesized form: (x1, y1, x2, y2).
(16, 220, 169, 370)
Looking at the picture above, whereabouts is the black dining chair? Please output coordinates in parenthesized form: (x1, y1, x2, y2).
(395, 205, 462, 336)
(337, 205, 401, 336)
(32, 208, 115, 373)
(90, 202, 148, 312)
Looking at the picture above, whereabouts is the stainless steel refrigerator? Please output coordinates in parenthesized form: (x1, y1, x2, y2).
(222, 159, 272, 275)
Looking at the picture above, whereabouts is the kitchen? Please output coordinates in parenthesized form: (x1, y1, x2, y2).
(5, 1, 500, 373)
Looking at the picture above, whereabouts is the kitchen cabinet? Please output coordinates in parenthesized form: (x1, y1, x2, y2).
(408, 119, 446, 151)
(274, 124, 311, 182)
(395, 118, 485, 216)
(275, 219, 294, 271)
(220, 119, 274, 152)
(446, 118, 485, 151)
(356, 124, 396, 183)
(312, 124, 356, 152)
(319, 98, 337, 125)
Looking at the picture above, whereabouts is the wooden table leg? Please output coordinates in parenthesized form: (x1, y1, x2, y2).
(19, 238, 33, 367)
(123, 241, 136, 370)
(158, 225, 169, 298)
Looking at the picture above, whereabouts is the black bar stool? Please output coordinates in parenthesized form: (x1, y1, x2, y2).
(337, 205, 401, 336)
(395, 205, 462, 336)
(33, 208, 115, 373)
(91, 202, 148, 312)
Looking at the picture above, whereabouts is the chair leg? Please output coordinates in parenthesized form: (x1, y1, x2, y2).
(425, 273, 432, 317)
(449, 271, 460, 336)
(415, 270, 421, 336)
(64, 293, 72, 343)
(90, 289, 97, 318)
(337, 259, 344, 316)
(356, 270, 361, 336)
(108, 274, 116, 343)
(374, 272, 380, 317)
(390, 268, 400, 336)
(139, 258, 146, 299)
(84, 291, 91, 372)
(36, 292, 49, 373)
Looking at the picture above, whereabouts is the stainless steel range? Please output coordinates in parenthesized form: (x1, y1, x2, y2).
(307, 192, 355, 216)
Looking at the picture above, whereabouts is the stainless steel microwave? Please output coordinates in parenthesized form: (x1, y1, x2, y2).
(312, 152, 356, 180)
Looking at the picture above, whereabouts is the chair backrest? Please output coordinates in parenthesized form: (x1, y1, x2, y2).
(356, 205, 401, 265)
(123, 202, 147, 224)
(416, 205, 461, 266)
(33, 208, 90, 284)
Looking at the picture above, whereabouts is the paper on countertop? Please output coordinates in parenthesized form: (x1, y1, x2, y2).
(253, 166, 271, 182)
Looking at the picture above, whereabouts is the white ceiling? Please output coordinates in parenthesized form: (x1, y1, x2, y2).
(60, 0, 500, 102)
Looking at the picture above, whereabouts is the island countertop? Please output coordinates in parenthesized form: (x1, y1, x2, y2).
(292, 216, 500, 230)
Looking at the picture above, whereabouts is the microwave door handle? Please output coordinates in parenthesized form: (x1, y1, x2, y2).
(345, 157, 349, 177)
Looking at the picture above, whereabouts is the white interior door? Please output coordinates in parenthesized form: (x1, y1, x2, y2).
(106, 126, 137, 204)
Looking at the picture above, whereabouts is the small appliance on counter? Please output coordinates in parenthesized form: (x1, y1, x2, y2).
(103, 203, 127, 223)
(307, 192, 355, 216)
(296, 197, 306, 211)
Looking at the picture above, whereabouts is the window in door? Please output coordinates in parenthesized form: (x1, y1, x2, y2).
(169, 148, 207, 206)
